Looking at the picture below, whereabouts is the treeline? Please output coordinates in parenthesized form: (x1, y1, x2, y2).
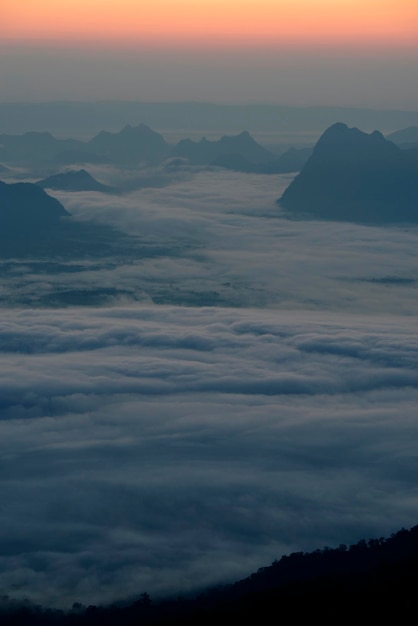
(3, 524, 418, 624)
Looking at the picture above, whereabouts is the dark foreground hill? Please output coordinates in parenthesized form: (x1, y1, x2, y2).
(279, 122, 418, 223)
(0, 180, 70, 228)
(3, 523, 418, 624)
(0, 180, 140, 273)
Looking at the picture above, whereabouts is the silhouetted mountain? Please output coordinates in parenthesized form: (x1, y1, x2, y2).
(387, 126, 418, 146)
(37, 169, 114, 193)
(0, 131, 80, 165)
(0, 180, 143, 264)
(211, 153, 259, 172)
(269, 146, 313, 172)
(2, 524, 418, 624)
(0, 180, 69, 230)
(212, 145, 312, 173)
(279, 122, 418, 223)
(88, 124, 170, 164)
(171, 131, 274, 166)
(386, 127, 418, 152)
(0, 125, 170, 167)
(0, 125, 310, 174)
(53, 149, 111, 165)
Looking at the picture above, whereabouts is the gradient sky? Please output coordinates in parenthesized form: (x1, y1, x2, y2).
(2, 1, 418, 109)
(4, 0, 418, 44)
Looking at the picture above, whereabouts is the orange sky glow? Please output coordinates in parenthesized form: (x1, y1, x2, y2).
(3, 0, 418, 47)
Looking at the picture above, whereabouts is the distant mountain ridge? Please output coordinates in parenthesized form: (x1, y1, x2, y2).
(279, 122, 418, 223)
(0, 131, 79, 164)
(0, 124, 170, 166)
(37, 169, 114, 193)
(0, 125, 310, 173)
(1, 101, 418, 135)
(387, 126, 418, 145)
(87, 123, 170, 164)
(4, 121, 418, 182)
(172, 130, 274, 165)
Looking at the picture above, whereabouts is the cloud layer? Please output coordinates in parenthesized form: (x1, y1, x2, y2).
(3, 169, 418, 314)
(1, 305, 418, 607)
(1, 167, 418, 607)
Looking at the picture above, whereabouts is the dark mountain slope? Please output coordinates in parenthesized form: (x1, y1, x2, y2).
(279, 122, 418, 223)
(3, 524, 418, 624)
(0, 180, 69, 227)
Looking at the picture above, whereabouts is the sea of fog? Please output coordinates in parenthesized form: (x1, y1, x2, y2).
(1, 169, 418, 608)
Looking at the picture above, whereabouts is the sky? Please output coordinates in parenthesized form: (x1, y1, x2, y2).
(4, 0, 418, 45)
(1, 0, 418, 108)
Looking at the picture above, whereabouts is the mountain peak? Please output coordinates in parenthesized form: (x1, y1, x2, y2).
(36, 169, 112, 192)
(314, 123, 390, 158)
(279, 123, 418, 223)
(121, 123, 155, 136)
(88, 123, 169, 164)
(172, 131, 273, 165)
